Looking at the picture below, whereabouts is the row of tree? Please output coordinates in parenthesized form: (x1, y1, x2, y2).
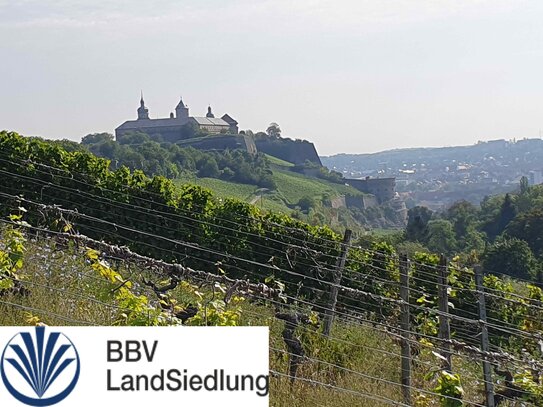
(80, 132, 276, 188)
(399, 178, 543, 282)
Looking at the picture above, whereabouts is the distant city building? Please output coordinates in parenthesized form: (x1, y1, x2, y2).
(529, 170, 543, 185)
(115, 94, 239, 142)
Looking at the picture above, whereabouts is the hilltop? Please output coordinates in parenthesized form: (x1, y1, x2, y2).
(323, 138, 543, 210)
(61, 131, 406, 231)
(107, 95, 405, 229)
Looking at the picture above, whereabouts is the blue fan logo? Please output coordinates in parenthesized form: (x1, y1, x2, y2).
(1, 326, 80, 406)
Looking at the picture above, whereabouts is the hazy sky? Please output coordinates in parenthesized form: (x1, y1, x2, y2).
(2, 0, 543, 155)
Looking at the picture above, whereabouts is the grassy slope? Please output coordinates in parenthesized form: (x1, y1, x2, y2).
(175, 176, 259, 201)
(272, 169, 362, 206)
(174, 165, 364, 216)
(173, 157, 372, 233)
(263, 154, 295, 167)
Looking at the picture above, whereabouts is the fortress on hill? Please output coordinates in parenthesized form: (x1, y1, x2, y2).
(114, 94, 324, 166)
(115, 94, 239, 142)
(115, 92, 396, 203)
(114, 94, 395, 202)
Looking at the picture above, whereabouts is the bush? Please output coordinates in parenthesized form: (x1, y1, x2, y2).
(483, 237, 538, 280)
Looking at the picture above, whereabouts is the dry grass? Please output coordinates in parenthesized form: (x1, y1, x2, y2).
(0, 238, 116, 326)
(0, 235, 496, 406)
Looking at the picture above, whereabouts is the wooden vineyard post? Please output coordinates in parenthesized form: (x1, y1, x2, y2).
(475, 265, 495, 407)
(322, 229, 352, 338)
(437, 254, 452, 371)
(399, 253, 412, 405)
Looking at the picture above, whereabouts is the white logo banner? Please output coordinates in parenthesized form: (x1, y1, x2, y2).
(0, 326, 269, 406)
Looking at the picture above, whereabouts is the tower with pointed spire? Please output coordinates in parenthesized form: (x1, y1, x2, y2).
(137, 92, 150, 120)
(206, 106, 215, 118)
(175, 97, 189, 123)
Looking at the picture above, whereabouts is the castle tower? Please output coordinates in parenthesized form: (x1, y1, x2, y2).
(206, 105, 215, 118)
(175, 97, 189, 123)
(137, 92, 149, 120)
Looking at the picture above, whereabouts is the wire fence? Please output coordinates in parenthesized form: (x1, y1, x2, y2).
(0, 160, 542, 406)
(0, 217, 540, 406)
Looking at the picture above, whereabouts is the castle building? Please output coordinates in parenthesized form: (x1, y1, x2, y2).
(346, 177, 396, 203)
(115, 95, 239, 142)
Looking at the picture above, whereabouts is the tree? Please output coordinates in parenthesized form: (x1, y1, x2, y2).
(480, 194, 504, 223)
(505, 208, 543, 256)
(221, 167, 235, 180)
(167, 145, 195, 172)
(134, 141, 169, 175)
(49, 139, 86, 153)
(483, 238, 538, 280)
(115, 146, 144, 170)
(197, 157, 220, 178)
(297, 196, 315, 212)
(179, 123, 199, 139)
(496, 193, 516, 237)
(396, 241, 430, 257)
(97, 140, 120, 160)
(462, 228, 486, 254)
(515, 183, 543, 213)
(258, 174, 276, 189)
(444, 200, 485, 252)
(254, 131, 268, 139)
(406, 206, 433, 242)
(81, 133, 113, 145)
(483, 193, 516, 241)
(445, 200, 478, 238)
(520, 176, 530, 195)
(117, 131, 151, 145)
(426, 219, 457, 255)
(266, 123, 281, 138)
